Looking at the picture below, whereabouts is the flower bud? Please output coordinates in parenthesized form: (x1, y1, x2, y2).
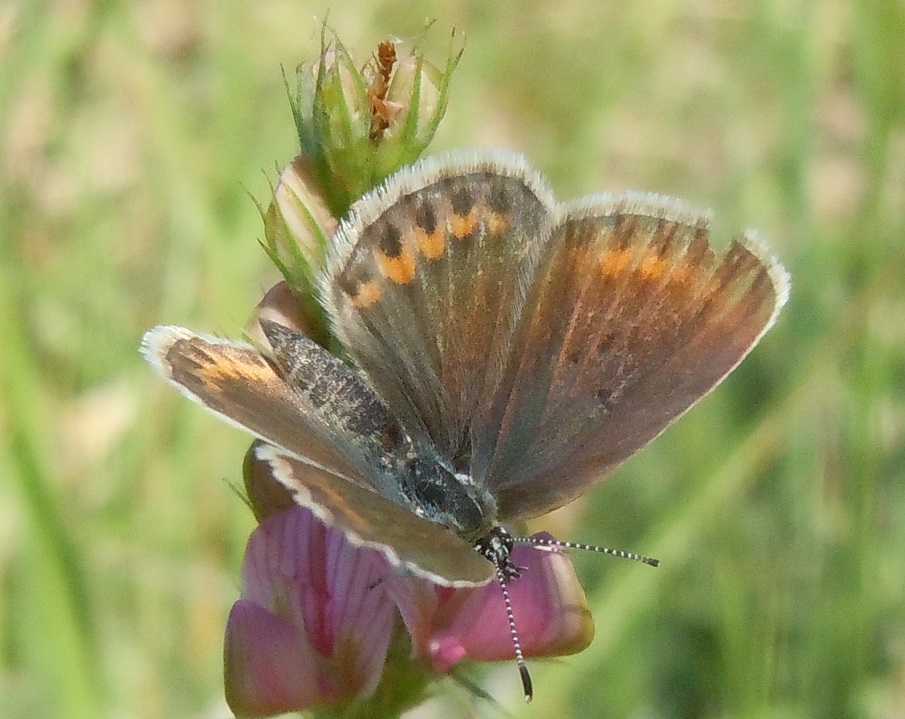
(288, 25, 463, 214)
(259, 156, 337, 343)
(241, 440, 297, 523)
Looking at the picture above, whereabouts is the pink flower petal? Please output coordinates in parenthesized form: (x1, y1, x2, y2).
(224, 600, 321, 717)
(387, 532, 594, 673)
(226, 507, 399, 714)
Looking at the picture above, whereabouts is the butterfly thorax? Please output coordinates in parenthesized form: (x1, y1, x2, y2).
(403, 449, 498, 543)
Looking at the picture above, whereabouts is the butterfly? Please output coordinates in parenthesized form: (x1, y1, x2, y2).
(141, 150, 789, 698)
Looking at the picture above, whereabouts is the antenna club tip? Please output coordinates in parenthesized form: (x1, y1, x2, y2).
(646, 557, 661, 567)
(519, 664, 533, 702)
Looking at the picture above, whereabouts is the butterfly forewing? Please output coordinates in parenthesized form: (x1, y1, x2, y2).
(325, 151, 556, 468)
(474, 198, 789, 520)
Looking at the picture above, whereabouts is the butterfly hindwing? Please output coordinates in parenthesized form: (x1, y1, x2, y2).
(142, 325, 413, 502)
(254, 443, 495, 586)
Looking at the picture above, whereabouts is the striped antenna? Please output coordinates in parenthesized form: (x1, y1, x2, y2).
(514, 535, 660, 567)
(493, 563, 534, 702)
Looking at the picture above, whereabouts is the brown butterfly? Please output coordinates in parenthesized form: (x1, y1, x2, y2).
(142, 150, 789, 698)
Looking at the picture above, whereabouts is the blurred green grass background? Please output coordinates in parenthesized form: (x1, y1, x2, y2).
(2, 1, 904, 717)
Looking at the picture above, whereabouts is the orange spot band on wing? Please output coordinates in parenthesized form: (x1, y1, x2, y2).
(486, 211, 509, 236)
(599, 248, 634, 277)
(640, 253, 667, 280)
(350, 281, 382, 308)
(196, 353, 273, 388)
(668, 263, 695, 286)
(374, 247, 417, 284)
(415, 228, 446, 260)
(450, 210, 477, 239)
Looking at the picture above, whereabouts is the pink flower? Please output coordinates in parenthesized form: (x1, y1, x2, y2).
(224, 506, 397, 716)
(224, 500, 593, 717)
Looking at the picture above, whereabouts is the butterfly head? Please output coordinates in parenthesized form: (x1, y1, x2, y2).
(474, 525, 520, 580)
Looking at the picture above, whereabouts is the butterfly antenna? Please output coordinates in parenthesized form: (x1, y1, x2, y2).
(515, 536, 660, 567)
(494, 563, 534, 703)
